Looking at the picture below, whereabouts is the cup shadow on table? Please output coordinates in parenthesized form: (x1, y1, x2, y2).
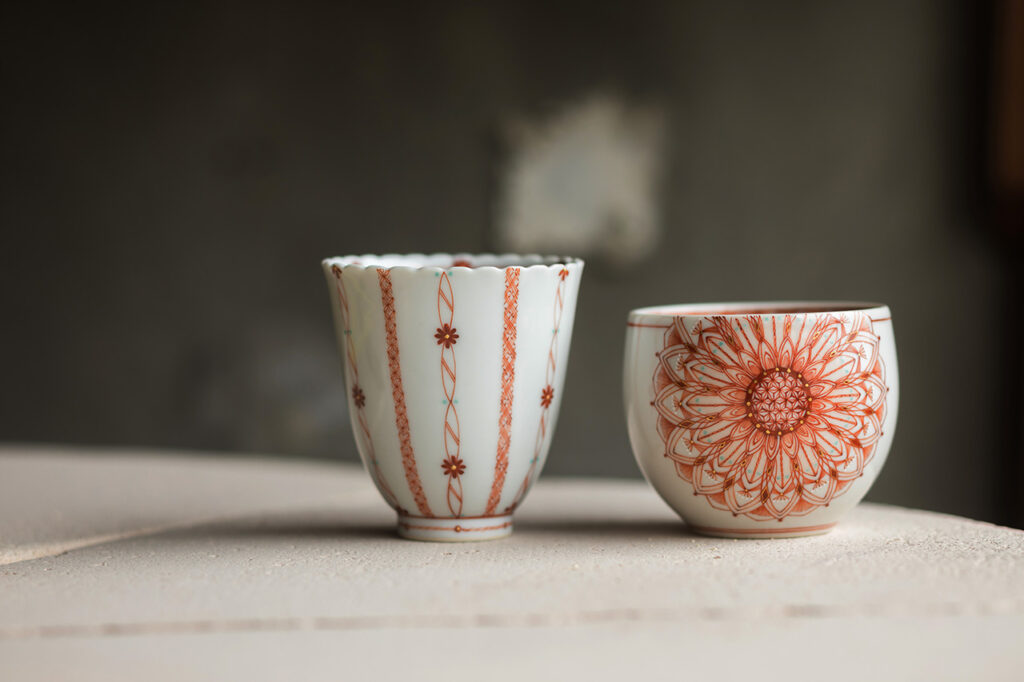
(170, 514, 395, 542)
(514, 518, 701, 540)
(165, 511, 702, 543)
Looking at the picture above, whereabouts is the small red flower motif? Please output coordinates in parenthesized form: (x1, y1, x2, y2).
(435, 324, 459, 348)
(541, 385, 555, 408)
(441, 455, 466, 479)
(451, 259, 473, 268)
(558, 268, 569, 281)
(351, 385, 366, 408)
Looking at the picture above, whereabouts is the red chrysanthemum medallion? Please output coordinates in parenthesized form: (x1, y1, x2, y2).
(653, 313, 887, 521)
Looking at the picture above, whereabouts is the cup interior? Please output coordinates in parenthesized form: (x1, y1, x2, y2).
(324, 253, 579, 270)
(630, 301, 888, 318)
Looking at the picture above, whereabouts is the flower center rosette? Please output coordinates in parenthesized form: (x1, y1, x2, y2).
(653, 313, 887, 521)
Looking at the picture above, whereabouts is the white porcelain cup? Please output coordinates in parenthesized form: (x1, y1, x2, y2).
(323, 254, 583, 541)
(624, 302, 898, 538)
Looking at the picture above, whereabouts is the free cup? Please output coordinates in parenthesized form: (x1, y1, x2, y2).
(624, 302, 898, 538)
(323, 253, 583, 541)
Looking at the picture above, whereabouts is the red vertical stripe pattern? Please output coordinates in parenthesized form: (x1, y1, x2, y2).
(485, 267, 521, 515)
(378, 269, 433, 517)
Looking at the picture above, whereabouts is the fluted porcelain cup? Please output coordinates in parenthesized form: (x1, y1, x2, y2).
(624, 302, 898, 538)
(323, 254, 583, 541)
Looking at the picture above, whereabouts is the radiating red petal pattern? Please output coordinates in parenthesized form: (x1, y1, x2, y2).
(653, 312, 887, 520)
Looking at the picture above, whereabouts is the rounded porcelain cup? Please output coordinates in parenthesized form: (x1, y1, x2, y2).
(323, 253, 583, 541)
(624, 302, 898, 538)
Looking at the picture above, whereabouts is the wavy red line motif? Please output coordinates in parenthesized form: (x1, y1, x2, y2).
(436, 271, 464, 517)
(331, 265, 402, 512)
(377, 269, 433, 517)
(506, 267, 570, 512)
(485, 267, 521, 515)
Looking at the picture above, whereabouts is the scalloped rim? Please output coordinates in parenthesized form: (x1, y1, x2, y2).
(629, 301, 890, 320)
(322, 253, 584, 273)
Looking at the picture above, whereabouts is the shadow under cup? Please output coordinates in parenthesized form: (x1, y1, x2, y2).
(624, 302, 899, 538)
(323, 254, 584, 541)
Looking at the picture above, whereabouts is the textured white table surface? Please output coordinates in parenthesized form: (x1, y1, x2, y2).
(2, 445, 1023, 681)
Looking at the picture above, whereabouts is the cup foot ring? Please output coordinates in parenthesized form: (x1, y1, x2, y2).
(397, 514, 514, 542)
(687, 521, 837, 539)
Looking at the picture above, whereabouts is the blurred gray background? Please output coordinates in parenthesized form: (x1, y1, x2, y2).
(2, 2, 1010, 523)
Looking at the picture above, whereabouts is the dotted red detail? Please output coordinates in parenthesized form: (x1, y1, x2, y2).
(485, 267, 521, 515)
(377, 269, 433, 517)
(749, 369, 810, 432)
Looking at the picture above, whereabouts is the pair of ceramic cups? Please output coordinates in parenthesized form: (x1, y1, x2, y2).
(323, 254, 898, 541)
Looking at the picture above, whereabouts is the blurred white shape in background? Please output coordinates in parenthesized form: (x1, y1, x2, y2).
(496, 94, 665, 269)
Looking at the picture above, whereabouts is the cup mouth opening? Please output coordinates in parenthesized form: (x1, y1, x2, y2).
(323, 253, 582, 272)
(629, 301, 889, 319)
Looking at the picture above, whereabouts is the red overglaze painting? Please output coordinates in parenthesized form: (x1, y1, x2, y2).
(378, 269, 433, 517)
(330, 265, 404, 513)
(436, 271, 463, 517)
(506, 267, 571, 512)
(652, 313, 888, 521)
(485, 267, 521, 515)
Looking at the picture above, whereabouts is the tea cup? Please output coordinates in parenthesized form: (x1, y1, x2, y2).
(624, 302, 898, 538)
(323, 253, 584, 540)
